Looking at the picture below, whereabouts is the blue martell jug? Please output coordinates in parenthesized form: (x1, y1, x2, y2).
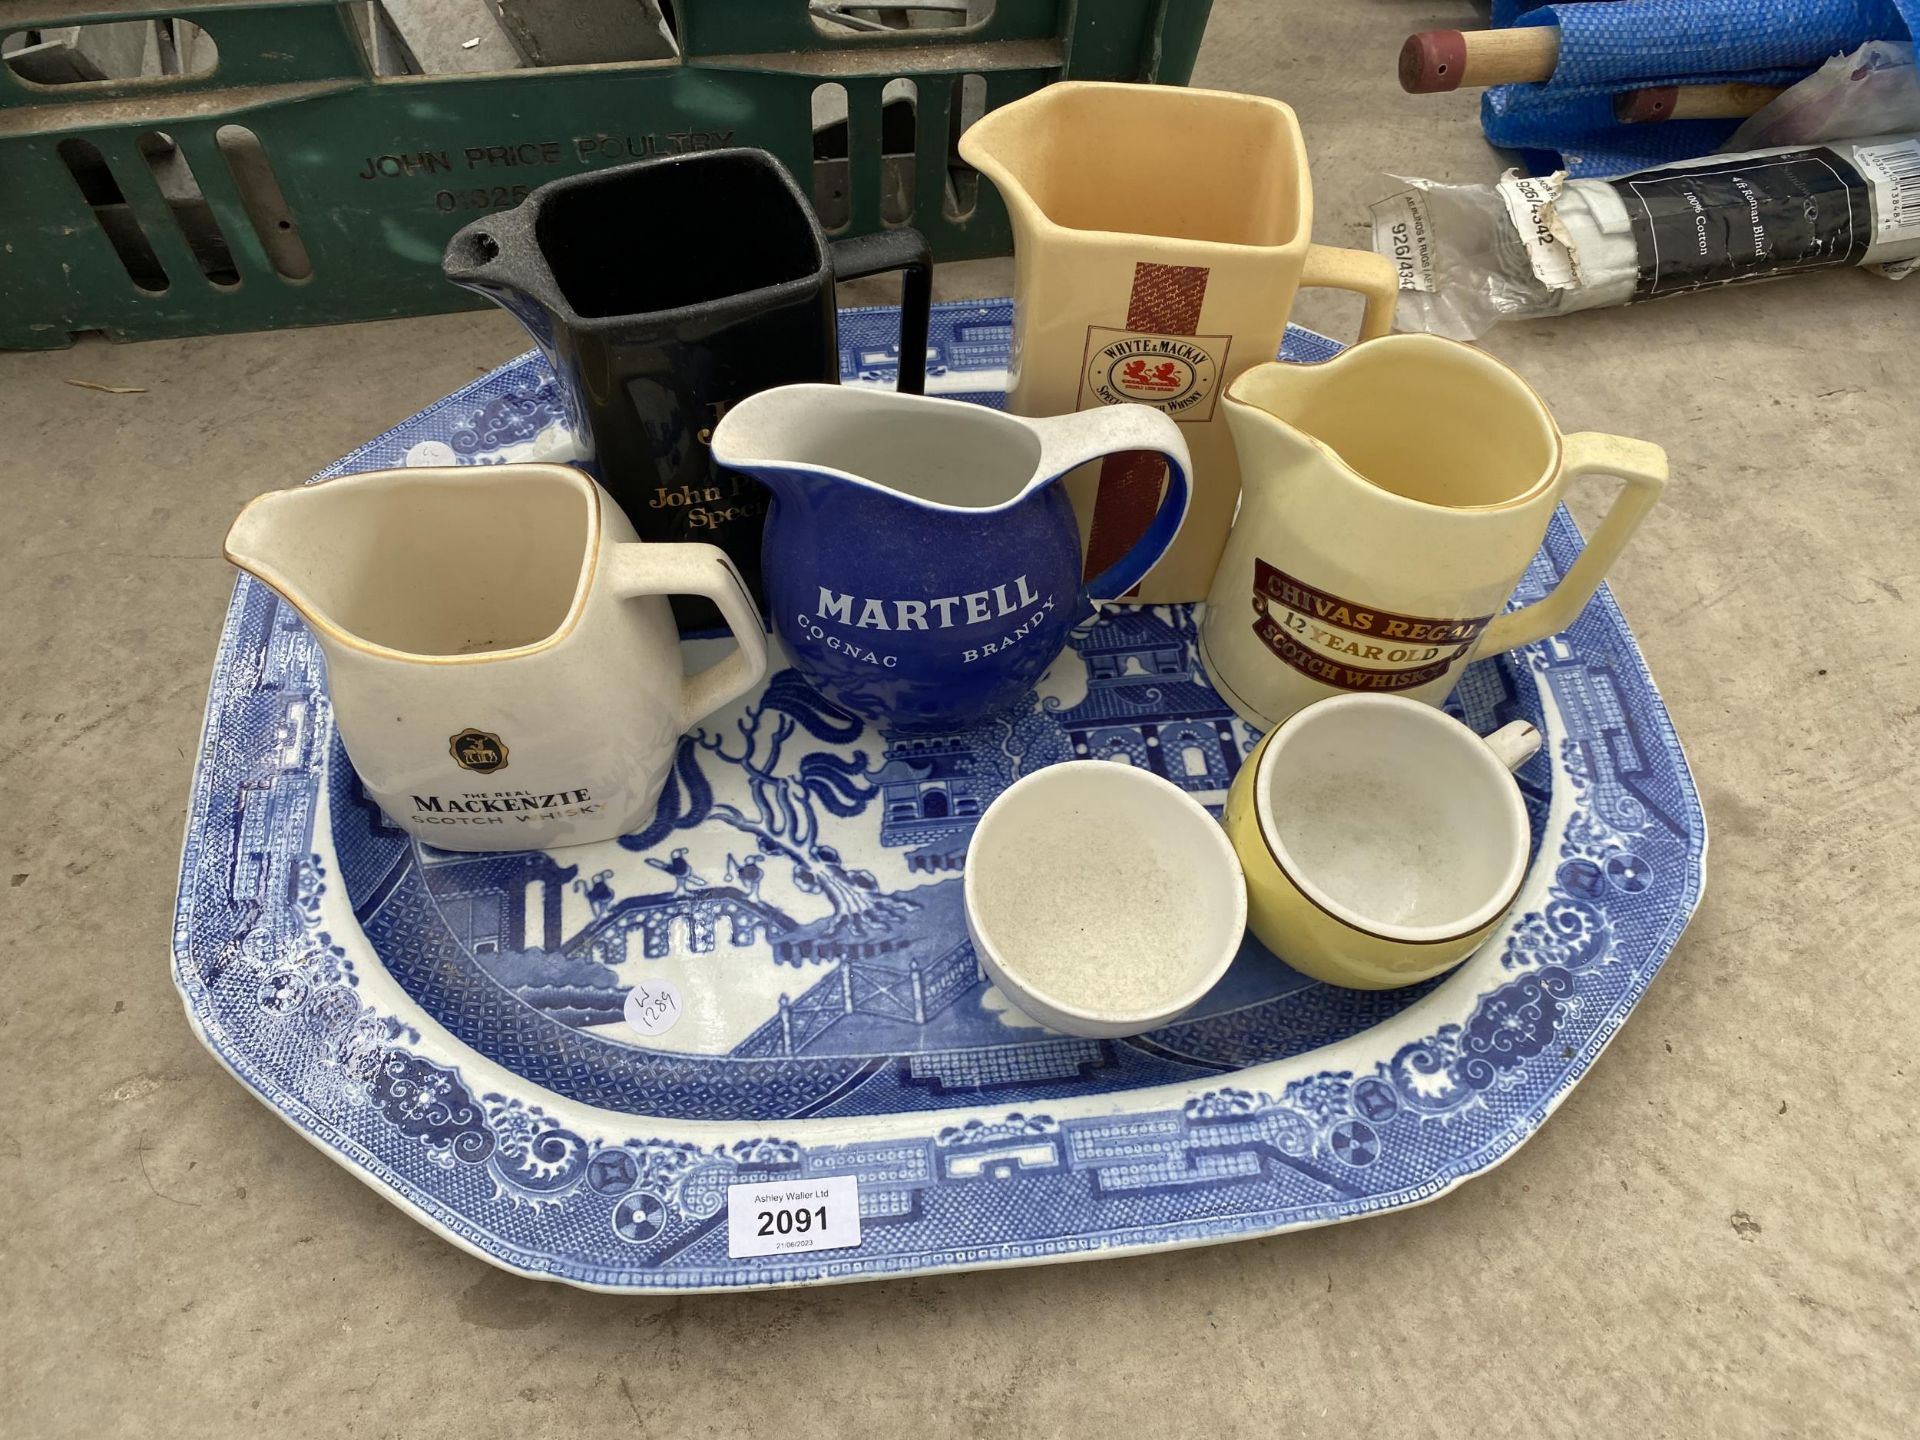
(711, 385, 1191, 732)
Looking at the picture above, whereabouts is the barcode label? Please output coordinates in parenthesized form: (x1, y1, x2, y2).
(1496, 170, 1580, 290)
(1853, 140, 1920, 243)
(1370, 188, 1438, 293)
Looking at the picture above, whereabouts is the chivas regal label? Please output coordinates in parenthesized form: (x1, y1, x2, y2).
(1250, 559, 1492, 694)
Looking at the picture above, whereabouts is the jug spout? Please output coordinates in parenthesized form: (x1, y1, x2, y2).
(441, 219, 507, 292)
(1227, 335, 1565, 503)
(224, 465, 601, 661)
(959, 82, 1316, 254)
(1223, 360, 1332, 435)
(442, 201, 527, 295)
(953, 90, 1052, 233)
(706, 383, 980, 515)
(709, 384, 1080, 515)
(441, 205, 561, 346)
(1221, 358, 1354, 487)
(222, 482, 353, 640)
(703, 385, 847, 507)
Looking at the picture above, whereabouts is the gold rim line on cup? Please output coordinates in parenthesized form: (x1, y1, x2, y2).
(1245, 702, 1531, 948)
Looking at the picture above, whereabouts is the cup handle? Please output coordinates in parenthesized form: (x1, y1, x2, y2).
(1483, 720, 1543, 771)
(1027, 407, 1195, 601)
(1478, 432, 1669, 657)
(828, 229, 932, 396)
(1299, 244, 1400, 343)
(611, 543, 769, 729)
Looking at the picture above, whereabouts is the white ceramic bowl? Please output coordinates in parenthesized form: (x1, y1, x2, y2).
(963, 760, 1248, 1039)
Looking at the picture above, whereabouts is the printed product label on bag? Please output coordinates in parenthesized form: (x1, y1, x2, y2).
(1851, 139, 1920, 246)
(1613, 148, 1870, 300)
(1496, 170, 1581, 290)
(1078, 327, 1231, 421)
(1370, 188, 1438, 293)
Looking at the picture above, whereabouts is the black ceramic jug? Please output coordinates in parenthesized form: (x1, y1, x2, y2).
(443, 148, 931, 630)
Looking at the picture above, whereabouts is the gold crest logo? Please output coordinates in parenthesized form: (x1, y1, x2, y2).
(449, 728, 509, 774)
(1078, 327, 1229, 421)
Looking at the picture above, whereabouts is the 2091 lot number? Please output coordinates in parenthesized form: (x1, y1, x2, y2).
(726, 1174, 860, 1258)
(758, 1206, 827, 1237)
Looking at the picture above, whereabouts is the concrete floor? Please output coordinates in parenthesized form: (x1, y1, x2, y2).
(4, 3, 1917, 1436)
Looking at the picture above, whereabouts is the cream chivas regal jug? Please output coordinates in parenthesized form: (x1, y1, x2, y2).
(1199, 335, 1668, 730)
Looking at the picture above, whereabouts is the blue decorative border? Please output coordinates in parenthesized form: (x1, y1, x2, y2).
(173, 304, 1705, 1290)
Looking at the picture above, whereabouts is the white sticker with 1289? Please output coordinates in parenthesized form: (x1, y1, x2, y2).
(726, 1174, 862, 1258)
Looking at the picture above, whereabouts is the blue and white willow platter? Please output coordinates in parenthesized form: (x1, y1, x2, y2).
(173, 303, 1705, 1291)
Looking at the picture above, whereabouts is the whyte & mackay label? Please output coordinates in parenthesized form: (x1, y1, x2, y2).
(1078, 327, 1230, 422)
(1079, 261, 1217, 585)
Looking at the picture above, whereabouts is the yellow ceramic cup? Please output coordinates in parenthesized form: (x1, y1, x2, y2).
(1223, 694, 1541, 989)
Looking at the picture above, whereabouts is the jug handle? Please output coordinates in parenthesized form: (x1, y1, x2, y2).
(610, 544, 770, 729)
(829, 229, 932, 396)
(1299, 244, 1400, 343)
(1028, 407, 1195, 602)
(1479, 433, 1669, 657)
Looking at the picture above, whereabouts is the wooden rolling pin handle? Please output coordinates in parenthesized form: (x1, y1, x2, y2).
(1616, 86, 1683, 123)
(1400, 30, 1469, 93)
(1399, 26, 1562, 93)
(1615, 83, 1786, 123)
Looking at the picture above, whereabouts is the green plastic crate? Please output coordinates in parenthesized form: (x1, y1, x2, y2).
(0, 0, 1211, 348)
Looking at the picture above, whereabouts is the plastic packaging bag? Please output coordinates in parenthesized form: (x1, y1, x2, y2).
(1730, 41, 1920, 150)
(1371, 133, 1920, 339)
